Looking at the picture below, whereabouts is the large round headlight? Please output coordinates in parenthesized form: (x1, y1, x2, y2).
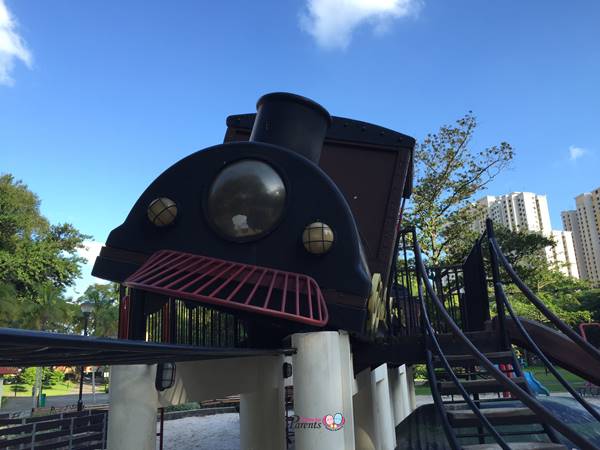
(207, 159, 286, 240)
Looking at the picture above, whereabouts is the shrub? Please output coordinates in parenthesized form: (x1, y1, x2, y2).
(17, 367, 36, 385)
(413, 364, 428, 380)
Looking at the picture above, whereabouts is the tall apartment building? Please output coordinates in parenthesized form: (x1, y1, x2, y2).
(473, 192, 579, 278)
(473, 192, 552, 234)
(561, 186, 600, 284)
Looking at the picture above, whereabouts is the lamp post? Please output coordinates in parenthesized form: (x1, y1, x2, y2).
(77, 302, 94, 412)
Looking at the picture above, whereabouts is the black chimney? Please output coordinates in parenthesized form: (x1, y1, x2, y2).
(250, 92, 332, 164)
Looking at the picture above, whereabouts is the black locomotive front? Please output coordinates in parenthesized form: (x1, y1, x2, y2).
(93, 93, 381, 338)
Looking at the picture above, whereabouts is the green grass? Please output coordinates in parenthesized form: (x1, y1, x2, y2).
(412, 364, 585, 396)
(414, 380, 431, 395)
(523, 364, 584, 392)
(6, 382, 78, 397)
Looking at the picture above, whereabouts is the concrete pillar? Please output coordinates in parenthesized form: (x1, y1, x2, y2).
(239, 356, 285, 450)
(0, 376, 3, 408)
(354, 365, 397, 450)
(107, 365, 158, 450)
(388, 364, 412, 426)
(353, 369, 376, 450)
(292, 331, 355, 450)
(405, 365, 417, 412)
(372, 364, 396, 450)
(388, 366, 403, 426)
(399, 365, 411, 418)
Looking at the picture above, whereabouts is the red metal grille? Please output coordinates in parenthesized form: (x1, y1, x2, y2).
(124, 250, 329, 327)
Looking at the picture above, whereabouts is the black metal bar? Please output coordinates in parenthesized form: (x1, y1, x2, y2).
(413, 230, 510, 450)
(491, 246, 600, 423)
(417, 286, 461, 448)
(486, 220, 510, 351)
(168, 298, 176, 344)
(487, 219, 600, 364)
(187, 304, 193, 345)
(77, 314, 90, 412)
(387, 229, 403, 337)
(412, 232, 598, 450)
(401, 231, 412, 336)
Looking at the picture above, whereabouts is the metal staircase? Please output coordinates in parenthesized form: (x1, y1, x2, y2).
(396, 220, 600, 450)
(430, 348, 563, 449)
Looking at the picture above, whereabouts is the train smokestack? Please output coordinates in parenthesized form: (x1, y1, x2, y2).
(250, 92, 332, 164)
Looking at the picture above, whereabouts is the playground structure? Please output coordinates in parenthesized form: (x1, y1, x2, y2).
(2, 93, 600, 449)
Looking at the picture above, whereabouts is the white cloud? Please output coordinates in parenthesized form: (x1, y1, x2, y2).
(300, 0, 421, 50)
(569, 145, 586, 161)
(0, 0, 32, 86)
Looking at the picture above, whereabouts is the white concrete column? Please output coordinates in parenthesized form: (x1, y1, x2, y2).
(292, 331, 355, 450)
(0, 377, 4, 408)
(388, 366, 402, 426)
(399, 365, 411, 418)
(239, 356, 285, 450)
(372, 364, 396, 450)
(388, 364, 412, 426)
(405, 365, 417, 412)
(107, 365, 158, 450)
(353, 369, 376, 450)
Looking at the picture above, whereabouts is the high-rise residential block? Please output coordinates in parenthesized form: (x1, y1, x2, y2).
(561, 186, 600, 284)
(473, 192, 552, 234)
(473, 192, 579, 278)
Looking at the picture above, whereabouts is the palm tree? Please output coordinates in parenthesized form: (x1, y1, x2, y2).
(76, 283, 119, 337)
(20, 283, 73, 332)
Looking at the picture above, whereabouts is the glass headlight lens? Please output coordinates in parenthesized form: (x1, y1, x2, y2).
(207, 159, 286, 239)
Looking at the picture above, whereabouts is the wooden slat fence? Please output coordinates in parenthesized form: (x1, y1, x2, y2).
(0, 409, 107, 450)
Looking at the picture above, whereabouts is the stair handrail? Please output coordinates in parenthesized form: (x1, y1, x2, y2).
(413, 228, 599, 450)
(486, 218, 600, 364)
(413, 230, 511, 449)
(489, 255, 600, 423)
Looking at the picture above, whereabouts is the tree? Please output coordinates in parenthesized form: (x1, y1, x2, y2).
(405, 113, 514, 266)
(578, 289, 600, 322)
(76, 283, 120, 337)
(17, 367, 36, 385)
(0, 281, 20, 327)
(19, 284, 75, 332)
(0, 174, 89, 329)
(504, 271, 593, 327)
(484, 225, 594, 327)
(42, 368, 64, 387)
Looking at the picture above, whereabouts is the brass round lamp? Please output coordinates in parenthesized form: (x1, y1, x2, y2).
(302, 222, 334, 254)
(147, 197, 178, 227)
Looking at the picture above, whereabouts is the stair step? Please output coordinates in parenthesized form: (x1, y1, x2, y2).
(461, 443, 566, 450)
(434, 351, 515, 367)
(439, 377, 527, 395)
(448, 407, 539, 427)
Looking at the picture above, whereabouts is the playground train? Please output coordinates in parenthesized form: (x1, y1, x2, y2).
(92, 93, 415, 342)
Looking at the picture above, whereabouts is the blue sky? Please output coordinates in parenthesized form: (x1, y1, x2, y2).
(1, 0, 599, 296)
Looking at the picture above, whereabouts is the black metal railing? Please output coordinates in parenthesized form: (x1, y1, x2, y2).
(412, 225, 598, 450)
(389, 228, 468, 337)
(144, 297, 247, 347)
(408, 227, 511, 450)
(486, 219, 600, 363)
(387, 229, 420, 336)
(486, 218, 600, 423)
